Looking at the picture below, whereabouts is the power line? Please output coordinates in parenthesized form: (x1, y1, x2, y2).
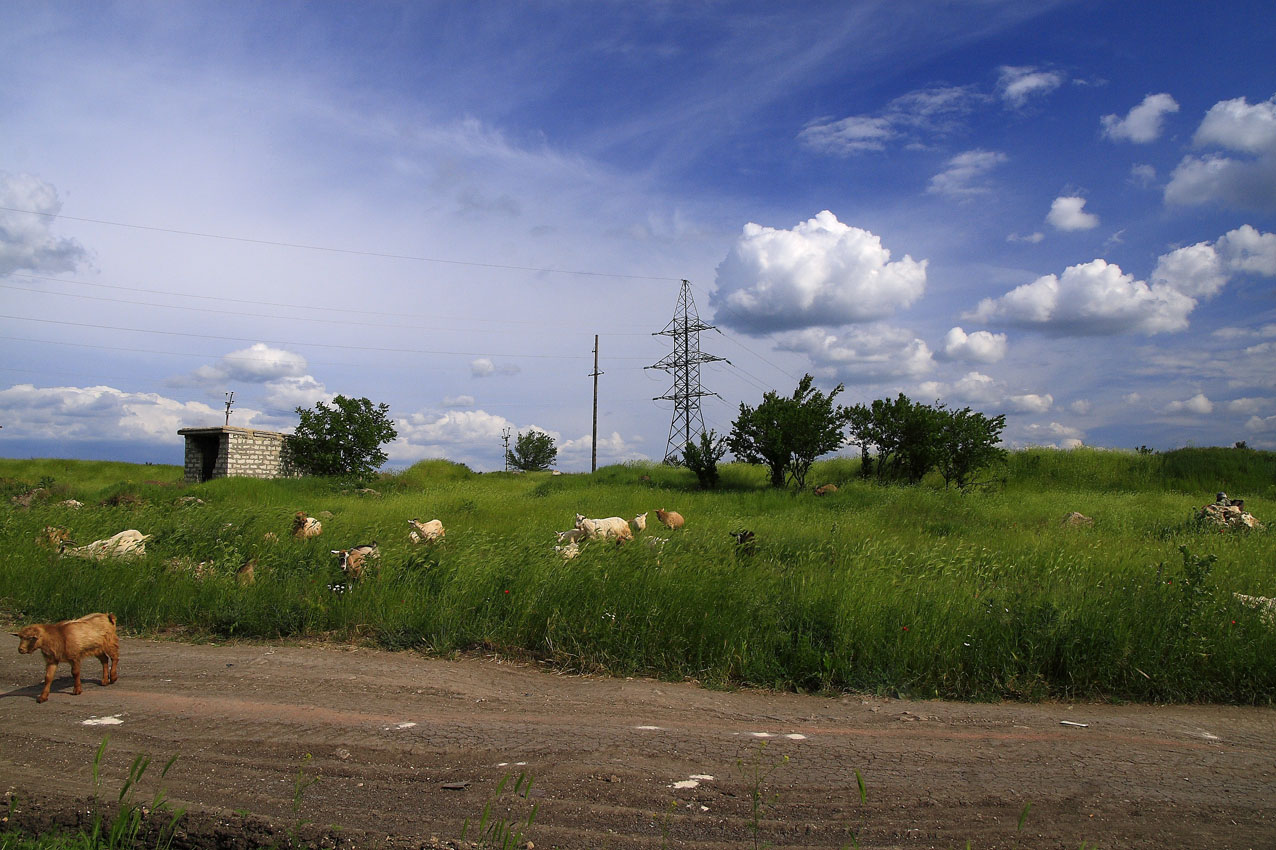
(0, 206, 680, 282)
(0, 314, 655, 361)
(684, 279, 804, 387)
(7, 272, 659, 333)
(0, 280, 658, 337)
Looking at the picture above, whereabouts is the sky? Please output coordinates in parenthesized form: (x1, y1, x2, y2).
(1, 0, 1274, 471)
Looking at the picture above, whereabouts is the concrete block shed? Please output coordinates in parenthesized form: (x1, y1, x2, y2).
(178, 426, 299, 483)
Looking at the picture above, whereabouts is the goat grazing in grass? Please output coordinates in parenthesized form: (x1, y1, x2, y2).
(655, 508, 684, 530)
(293, 512, 323, 539)
(575, 513, 633, 544)
(13, 612, 119, 703)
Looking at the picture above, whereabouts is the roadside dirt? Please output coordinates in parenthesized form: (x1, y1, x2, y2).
(2, 636, 1273, 849)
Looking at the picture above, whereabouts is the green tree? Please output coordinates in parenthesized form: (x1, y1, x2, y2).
(507, 429, 557, 471)
(847, 393, 936, 483)
(728, 374, 848, 488)
(847, 394, 1005, 487)
(289, 395, 397, 479)
(683, 429, 727, 489)
(935, 406, 1007, 490)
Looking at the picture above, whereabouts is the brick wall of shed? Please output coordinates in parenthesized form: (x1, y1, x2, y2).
(225, 431, 301, 479)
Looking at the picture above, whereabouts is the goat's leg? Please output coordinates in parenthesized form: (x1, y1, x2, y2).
(71, 658, 83, 695)
(98, 652, 115, 685)
(38, 662, 57, 702)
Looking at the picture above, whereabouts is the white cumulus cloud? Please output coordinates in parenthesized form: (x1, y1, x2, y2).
(262, 376, 333, 413)
(712, 210, 927, 334)
(940, 327, 1007, 363)
(1165, 393, 1213, 415)
(0, 383, 246, 442)
(1046, 196, 1099, 231)
(1166, 94, 1276, 211)
(188, 343, 310, 385)
(0, 172, 89, 276)
(1021, 421, 1085, 449)
(1101, 93, 1179, 143)
(1152, 225, 1276, 297)
(775, 325, 935, 384)
(969, 226, 1276, 337)
(968, 258, 1195, 335)
(920, 371, 1051, 413)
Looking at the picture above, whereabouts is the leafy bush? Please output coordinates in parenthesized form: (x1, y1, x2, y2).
(682, 430, 727, 489)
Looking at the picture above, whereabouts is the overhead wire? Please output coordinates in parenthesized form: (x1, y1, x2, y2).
(0, 206, 681, 282)
(0, 314, 655, 361)
(6, 272, 659, 333)
(0, 279, 659, 337)
(2, 204, 805, 411)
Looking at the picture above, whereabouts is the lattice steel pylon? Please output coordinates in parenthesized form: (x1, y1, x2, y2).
(646, 279, 729, 464)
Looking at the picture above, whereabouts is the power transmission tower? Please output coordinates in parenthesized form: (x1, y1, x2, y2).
(646, 280, 728, 464)
(501, 427, 512, 471)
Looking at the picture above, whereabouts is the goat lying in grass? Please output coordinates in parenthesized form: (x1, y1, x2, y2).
(13, 612, 119, 703)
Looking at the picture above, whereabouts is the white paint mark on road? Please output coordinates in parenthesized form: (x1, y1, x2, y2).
(83, 715, 123, 726)
(690, 774, 714, 781)
(671, 780, 699, 789)
(635, 725, 662, 730)
(396, 722, 417, 729)
(749, 732, 773, 738)
(784, 734, 807, 740)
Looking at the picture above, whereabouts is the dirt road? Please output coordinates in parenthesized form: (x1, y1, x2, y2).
(2, 636, 1273, 849)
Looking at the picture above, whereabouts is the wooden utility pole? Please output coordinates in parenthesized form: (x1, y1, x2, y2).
(224, 391, 235, 426)
(591, 334, 603, 473)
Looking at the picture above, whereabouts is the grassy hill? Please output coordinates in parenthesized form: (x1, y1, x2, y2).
(2, 448, 1273, 703)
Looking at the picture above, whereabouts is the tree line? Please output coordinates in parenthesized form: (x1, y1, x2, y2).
(285, 375, 1005, 488)
(686, 374, 1007, 490)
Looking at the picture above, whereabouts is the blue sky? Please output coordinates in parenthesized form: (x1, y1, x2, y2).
(1, 1, 1274, 470)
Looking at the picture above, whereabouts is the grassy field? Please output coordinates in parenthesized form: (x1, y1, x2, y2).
(1, 448, 1273, 704)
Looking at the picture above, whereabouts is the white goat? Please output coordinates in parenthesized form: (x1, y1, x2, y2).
(575, 513, 633, 543)
(61, 530, 150, 560)
(408, 518, 445, 544)
(555, 528, 586, 544)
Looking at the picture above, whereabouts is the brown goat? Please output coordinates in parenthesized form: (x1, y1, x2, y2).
(13, 612, 119, 703)
(292, 511, 322, 539)
(814, 484, 838, 496)
(655, 508, 684, 530)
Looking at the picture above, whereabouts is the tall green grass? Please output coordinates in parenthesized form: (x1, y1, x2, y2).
(2, 449, 1273, 703)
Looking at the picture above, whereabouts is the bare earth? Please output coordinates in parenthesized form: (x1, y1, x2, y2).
(2, 636, 1274, 849)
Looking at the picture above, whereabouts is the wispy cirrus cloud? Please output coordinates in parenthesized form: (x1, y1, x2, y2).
(997, 65, 1065, 108)
(799, 85, 983, 155)
(927, 149, 1007, 198)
